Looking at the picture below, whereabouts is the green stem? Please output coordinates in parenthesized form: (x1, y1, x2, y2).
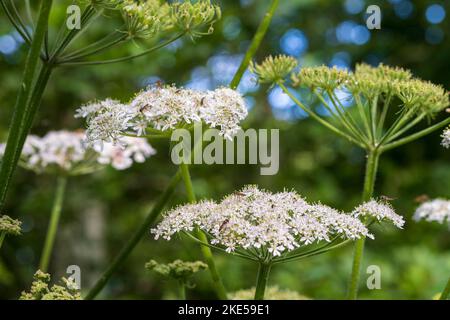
(179, 162, 228, 300)
(84, 171, 181, 300)
(279, 83, 366, 148)
(39, 176, 67, 272)
(440, 277, 450, 300)
(179, 280, 186, 300)
(347, 150, 380, 300)
(380, 117, 450, 152)
(254, 263, 271, 300)
(229, 0, 280, 89)
(0, 231, 5, 250)
(0, 0, 53, 211)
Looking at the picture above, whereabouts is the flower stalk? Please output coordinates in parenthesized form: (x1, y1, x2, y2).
(180, 162, 228, 300)
(254, 263, 272, 300)
(230, 0, 280, 89)
(0, 0, 53, 210)
(39, 176, 67, 272)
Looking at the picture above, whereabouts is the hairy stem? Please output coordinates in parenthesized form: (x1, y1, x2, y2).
(179, 162, 228, 300)
(84, 172, 181, 300)
(39, 176, 67, 272)
(0, 0, 53, 211)
(440, 277, 450, 300)
(347, 150, 380, 300)
(254, 263, 271, 300)
(230, 0, 280, 89)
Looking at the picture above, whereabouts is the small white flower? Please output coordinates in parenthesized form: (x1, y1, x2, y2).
(152, 185, 373, 260)
(0, 130, 155, 174)
(352, 200, 405, 228)
(414, 198, 450, 225)
(441, 126, 450, 149)
(77, 85, 248, 147)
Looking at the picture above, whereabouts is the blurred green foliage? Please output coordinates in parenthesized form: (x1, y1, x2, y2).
(0, 0, 449, 299)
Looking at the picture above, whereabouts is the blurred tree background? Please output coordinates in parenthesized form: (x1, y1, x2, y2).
(0, 0, 449, 299)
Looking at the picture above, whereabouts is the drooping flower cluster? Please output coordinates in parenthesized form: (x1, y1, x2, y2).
(0, 130, 155, 174)
(352, 200, 405, 228)
(145, 259, 208, 281)
(0, 215, 22, 236)
(413, 198, 450, 225)
(19, 270, 81, 300)
(442, 126, 450, 148)
(152, 185, 387, 259)
(77, 86, 248, 146)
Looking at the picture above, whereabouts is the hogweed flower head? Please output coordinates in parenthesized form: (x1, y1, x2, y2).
(352, 200, 405, 228)
(145, 259, 208, 281)
(441, 126, 450, 148)
(152, 185, 376, 261)
(77, 86, 248, 145)
(251, 55, 298, 84)
(19, 270, 81, 300)
(414, 198, 450, 226)
(121, 0, 172, 39)
(0, 215, 22, 236)
(253, 57, 449, 150)
(0, 130, 155, 174)
(291, 66, 349, 91)
(170, 0, 221, 38)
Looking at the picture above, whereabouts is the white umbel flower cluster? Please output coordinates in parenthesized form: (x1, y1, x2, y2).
(152, 185, 374, 258)
(442, 126, 450, 149)
(76, 86, 248, 147)
(0, 130, 155, 174)
(352, 200, 405, 228)
(413, 198, 450, 225)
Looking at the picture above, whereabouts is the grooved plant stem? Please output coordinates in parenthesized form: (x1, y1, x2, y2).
(347, 150, 380, 300)
(229, 0, 280, 89)
(39, 176, 67, 272)
(254, 263, 271, 300)
(0, 0, 53, 210)
(179, 162, 228, 300)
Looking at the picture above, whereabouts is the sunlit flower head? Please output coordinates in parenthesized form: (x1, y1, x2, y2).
(0, 130, 155, 174)
(77, 86, 248, 145)
(152, 185, 373, 260)
(121, 0, 172, 38)
(441, 126, 450, 148)
(19, 270, 81, 300)
(291, 65, 349, 91)
(0, 215, 22, 236)
(170, 0, 221, 38)
(413, 198, 450, 226)
(352, 199, 405, 228)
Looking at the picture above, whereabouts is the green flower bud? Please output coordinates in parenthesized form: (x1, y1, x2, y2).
(170, 0, 221, 38)
(291, 65, 349, 91)
(20, 270, 81, 300)
(251, 55, 298, 84)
